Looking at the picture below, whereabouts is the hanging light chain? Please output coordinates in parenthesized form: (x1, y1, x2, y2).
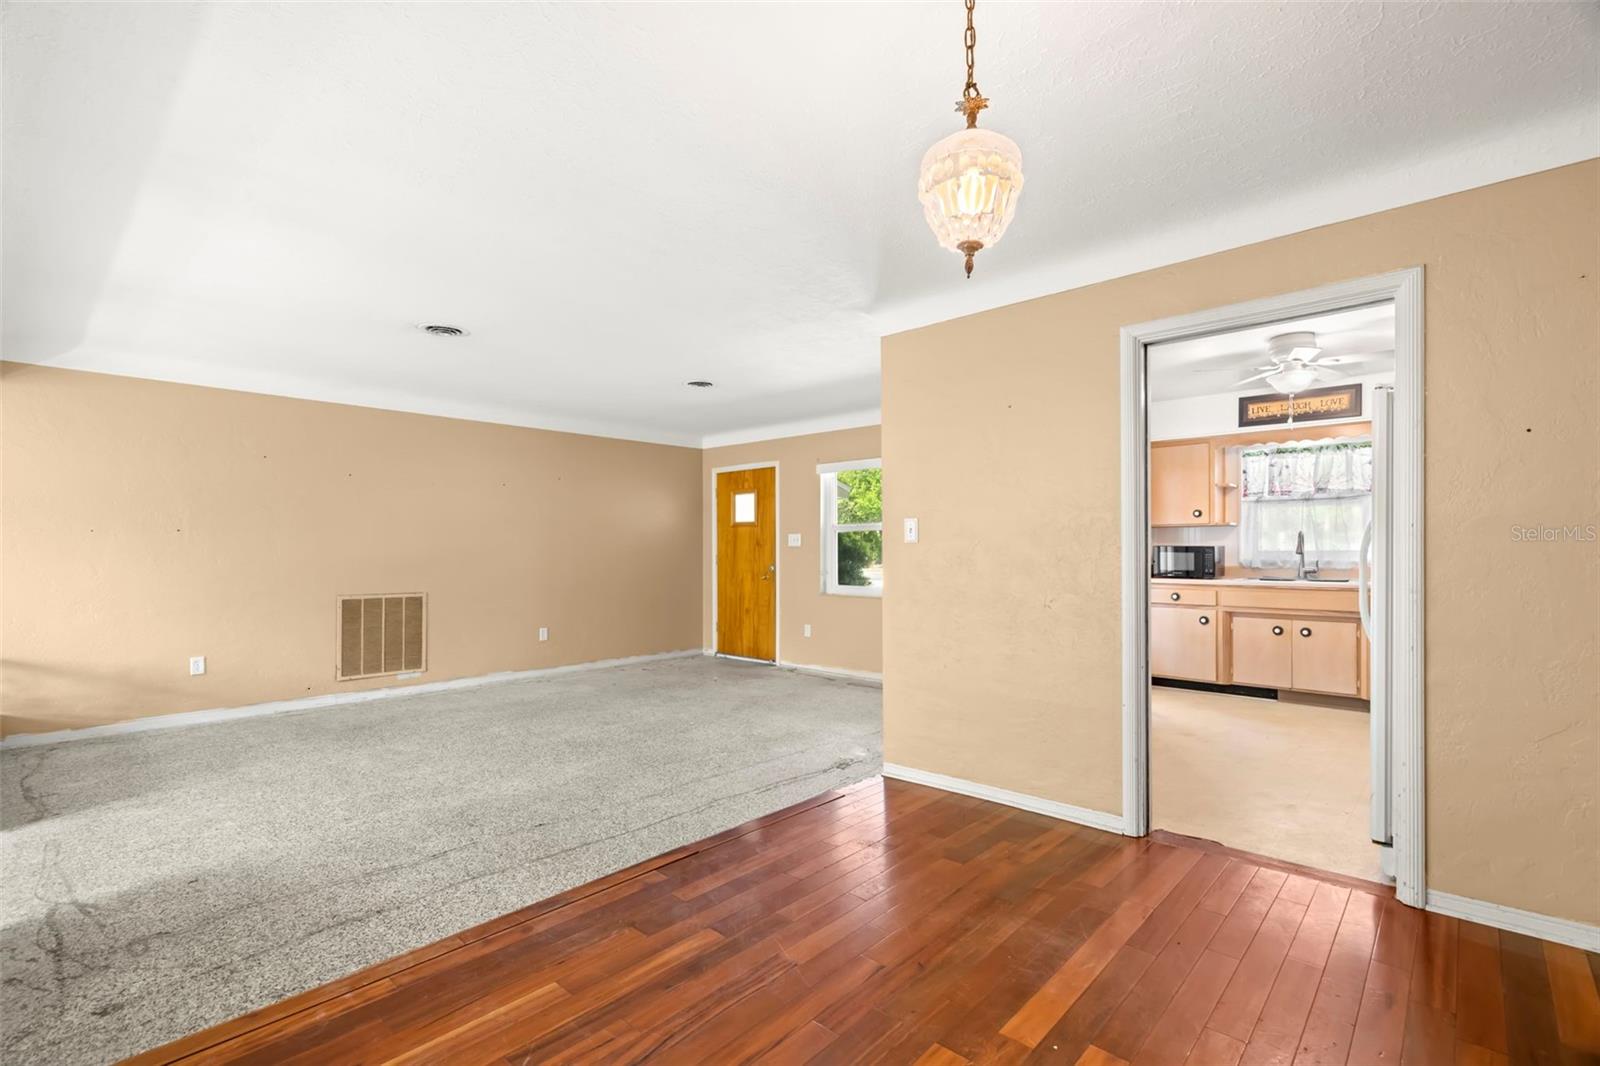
(963, 0, 979, 99)
(957, 0, 989, 128)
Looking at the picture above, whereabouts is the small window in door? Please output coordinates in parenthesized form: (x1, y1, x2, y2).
(733, 492, 757, 524)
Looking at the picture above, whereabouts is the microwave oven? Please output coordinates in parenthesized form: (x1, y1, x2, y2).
(1151, 544, 1223, 579)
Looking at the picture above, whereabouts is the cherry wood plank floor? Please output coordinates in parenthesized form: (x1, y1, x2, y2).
(127, 777, 1600, 1065)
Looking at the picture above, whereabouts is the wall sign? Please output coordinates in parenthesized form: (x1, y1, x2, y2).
(1238, 384, 1362, 428)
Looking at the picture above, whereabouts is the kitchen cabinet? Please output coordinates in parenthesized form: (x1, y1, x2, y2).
(1150, 442, 1213, 526)
(1151, 580, 1368, 699)
(1290, 619, 1362, 696)
(1230, 616, 1293, 689)
(1149, 604, 1218, 682)
(1151, 440, 1239, 527)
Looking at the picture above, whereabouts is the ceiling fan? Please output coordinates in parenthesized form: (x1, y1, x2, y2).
(1233, 332, 1359, 394)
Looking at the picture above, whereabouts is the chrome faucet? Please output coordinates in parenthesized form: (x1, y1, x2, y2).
(1295, 531, 1317, 580)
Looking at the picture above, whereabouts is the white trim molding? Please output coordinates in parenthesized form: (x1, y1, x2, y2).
(779, 662, 883, 686)
(0, 649, 704, 750)
(882, 763, 1125, 836)
(1426, 891, 1600, 953)
(1119, 267, 1426, 906)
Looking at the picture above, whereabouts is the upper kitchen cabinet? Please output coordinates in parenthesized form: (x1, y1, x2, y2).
(1151, 440, 1236, 526)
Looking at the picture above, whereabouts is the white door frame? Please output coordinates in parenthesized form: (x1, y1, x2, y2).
(1118, 267, 1426, 906)
(709, 460, 780, 663)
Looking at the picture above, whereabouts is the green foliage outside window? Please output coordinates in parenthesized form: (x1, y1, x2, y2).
(836, 468, 883, 587)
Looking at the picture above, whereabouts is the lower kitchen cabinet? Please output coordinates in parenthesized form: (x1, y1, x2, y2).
(1150, 604, 1217, 682)
(1150, 581, 1367, 698)
(1289, 618, 1361, 696)
(1230, 615, 1293, 688)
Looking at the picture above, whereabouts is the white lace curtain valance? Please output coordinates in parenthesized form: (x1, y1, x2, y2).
(1240, 438, 1373, 501)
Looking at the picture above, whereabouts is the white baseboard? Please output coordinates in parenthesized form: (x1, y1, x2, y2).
(779, 661, 883, 687)
(1426, 889, 1600, 952)
(881, 762, 1126, 836)
(0, 649, 704, 750)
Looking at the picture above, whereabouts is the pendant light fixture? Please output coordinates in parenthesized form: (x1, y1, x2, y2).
(917, 0, 1025, 278)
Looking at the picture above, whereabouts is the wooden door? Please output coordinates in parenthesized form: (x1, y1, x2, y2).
(1230, 615, 1293, 689)
(716, 467, 776, 661)
(1290, 618, 1361, 696)
(1149, 605, 1218, 682)
(1150, 441, 1213, 525)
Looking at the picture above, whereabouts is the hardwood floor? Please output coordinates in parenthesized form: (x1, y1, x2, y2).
(127, 777, 1600, 1065)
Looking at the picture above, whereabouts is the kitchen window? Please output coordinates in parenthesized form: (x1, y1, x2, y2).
(1239, 439, 1373, 568)
(819, 459, 883, 596)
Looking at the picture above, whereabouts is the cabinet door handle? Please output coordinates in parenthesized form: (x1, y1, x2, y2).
(1170, 592, 1181, 601)
(1272, 625, 1284, 636)
(1192, 508, 1203, 518)
(1199, 615, 1210, 625)
(1300, 627, 1312, 638)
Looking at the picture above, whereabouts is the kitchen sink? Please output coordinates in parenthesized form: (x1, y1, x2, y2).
(1254, 576, 1351, 583)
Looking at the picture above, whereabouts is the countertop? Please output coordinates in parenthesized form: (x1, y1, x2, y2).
(1151, 576, 1356, 590)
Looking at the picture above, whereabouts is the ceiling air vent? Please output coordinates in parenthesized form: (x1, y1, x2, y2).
(418, 324, 468, 337)
(337, 593, 426, 680)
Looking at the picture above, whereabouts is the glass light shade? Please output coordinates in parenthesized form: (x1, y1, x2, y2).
(1267, 365, 1319, 394)
(917, 126, 1024, 256)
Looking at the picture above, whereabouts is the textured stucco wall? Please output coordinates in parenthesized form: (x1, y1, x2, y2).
(882, 161, 1599, 924)
(0, 365, 704, 736)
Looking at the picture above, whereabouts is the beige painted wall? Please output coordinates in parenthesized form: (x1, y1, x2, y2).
(702, 426, 882, 675)
(0, 364, 703, 737)
(882, 161, 1599, 924)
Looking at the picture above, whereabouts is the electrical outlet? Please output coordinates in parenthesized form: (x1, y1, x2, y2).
(803, 624, 812, 638)
(189, 655, 206, 676)
(787, 533, 802, 548)
(538, 627, 549, 642)
(904, 517, 919, 543)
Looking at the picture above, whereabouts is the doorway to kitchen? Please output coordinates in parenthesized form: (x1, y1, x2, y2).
(1119, 270, 1425, 905)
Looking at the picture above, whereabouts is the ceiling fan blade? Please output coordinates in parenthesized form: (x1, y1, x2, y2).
(1232, 369, 1278, 386)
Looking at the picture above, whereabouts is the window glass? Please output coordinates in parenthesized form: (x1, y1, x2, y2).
(836, 529, 884, 589)
(733, 491, 756, 524)
(834, 467, 883, 524)
(820, 461, 883, 596)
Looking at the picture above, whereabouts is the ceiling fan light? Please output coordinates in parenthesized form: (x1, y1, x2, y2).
(1266, 365, 1319, 394)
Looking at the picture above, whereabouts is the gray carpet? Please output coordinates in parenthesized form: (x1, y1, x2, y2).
(0, 655, 882, 1065)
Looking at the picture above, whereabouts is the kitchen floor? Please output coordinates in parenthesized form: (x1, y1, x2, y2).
(1151, 683, 1382, 883)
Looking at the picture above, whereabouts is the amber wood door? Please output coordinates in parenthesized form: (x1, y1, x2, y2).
(1149, 605, 1217, 682)
(715, 467, 776, 661)
(1230, 615, 1293, 689)
(1150, 441, 1213, 525)
(1290, 618, 1361, 696)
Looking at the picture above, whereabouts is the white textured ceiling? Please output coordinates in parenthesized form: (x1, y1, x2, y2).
(4, 2, 1595, 446)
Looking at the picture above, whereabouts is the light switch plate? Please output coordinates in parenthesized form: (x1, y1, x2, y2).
(803, 624, 812, 638)
(538, 627, 549, 642)
(189, 655, 206, 676)
(903, 517, 919, 543)
(787, 533, 802, 548)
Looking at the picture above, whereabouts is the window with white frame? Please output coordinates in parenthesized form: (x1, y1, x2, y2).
(819, 459, 883, 596)
(1239, 438, 1373, 568)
